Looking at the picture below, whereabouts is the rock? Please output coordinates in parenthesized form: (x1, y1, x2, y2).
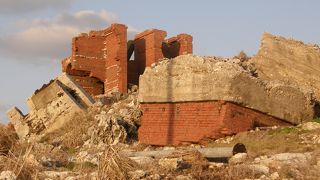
(43, 171, 71, 179)
(229, 153, 248, 165)
(148, 174, 161, 180)
(6, 107, 29, 139)
(139, 55, 315, 124)
(128, 170, 147, 180)
(25, 154, 40, 167)
(299, 122, 320, 130)
(175, 175, 194, 180)
(248, 164, 270, 176)
(129, 156, 154, 165)
(270, 172, 280, 180)
(0, 171, 17, 180)
(209, 162, 225, 168)
(269, 153, 311, 164)
(158, 157, 191, 171)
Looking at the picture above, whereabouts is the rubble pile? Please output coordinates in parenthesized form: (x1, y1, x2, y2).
(85, 88, 141, 146)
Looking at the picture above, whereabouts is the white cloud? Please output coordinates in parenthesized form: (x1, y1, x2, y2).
(0, 10, 138, 64)
(0, 0, 76, 15)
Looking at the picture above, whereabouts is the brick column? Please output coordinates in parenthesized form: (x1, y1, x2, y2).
(134, 29, 167, 75)
(177, 34, 193, 55)
(104, 24, 128, 94)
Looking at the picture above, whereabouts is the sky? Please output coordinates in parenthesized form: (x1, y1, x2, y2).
(1, 0, 320, 123)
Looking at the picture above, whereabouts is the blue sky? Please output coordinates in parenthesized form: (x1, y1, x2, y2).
(1, 0, 320, 123)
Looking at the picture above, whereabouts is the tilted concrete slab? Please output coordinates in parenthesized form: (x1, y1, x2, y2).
(7, 73, 95, 139)
(138, 55, 316, 124)
(249, 33, 320, 101)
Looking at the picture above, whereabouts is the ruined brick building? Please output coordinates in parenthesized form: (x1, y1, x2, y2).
(61, 23, 193, 95)
(58, 24, 316, 146)
(9, 24, 317, 146)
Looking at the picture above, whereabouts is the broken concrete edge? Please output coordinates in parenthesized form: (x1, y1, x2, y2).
(57, 73, 95, 107)
(6, 107, 29, 139)
(249, 32, 320, 101)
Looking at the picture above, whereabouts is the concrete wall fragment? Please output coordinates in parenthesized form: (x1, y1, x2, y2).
(7, 74, 95, 138)
(139, 55, 315, 125)
(249, 33, 320, 101)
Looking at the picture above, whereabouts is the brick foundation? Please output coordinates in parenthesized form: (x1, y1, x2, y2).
(139, 101, 289, 145)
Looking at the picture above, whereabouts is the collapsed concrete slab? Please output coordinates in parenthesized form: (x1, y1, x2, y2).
(6, 73, 95, 139)
(249, 33, 320, 101)
(139, 55, 315, 124)
(138, 55, 316, 145)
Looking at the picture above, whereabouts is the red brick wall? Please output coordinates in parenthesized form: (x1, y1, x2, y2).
(104, 24, 128, 94)
(71, 34, 106, 81)
(69, 75, 104, 96)
(162, 34, 193, 58)
(176, 34, 193, 55)
(128, 60, 140, 85)
(134, 29, 167, 75)
(62, 23, 128, 94)
(139, 101, 289, 145)
(132, 30, 193, 85)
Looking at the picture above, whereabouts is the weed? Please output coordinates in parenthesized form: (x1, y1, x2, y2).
(314, 118, 320, 123)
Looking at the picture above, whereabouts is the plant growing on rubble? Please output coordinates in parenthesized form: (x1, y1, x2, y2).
(314, 118, 320, 123)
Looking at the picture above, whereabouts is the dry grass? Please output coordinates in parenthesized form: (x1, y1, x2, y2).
(41, 112, 95, 151)
(0, 124, 18, 155)
(208, 126, 319, 157)
(0, 125, 39, 179)
(98, 145, 139, 180)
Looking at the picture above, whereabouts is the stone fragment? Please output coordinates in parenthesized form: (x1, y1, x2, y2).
(6, 107, 29, 139)
(128, 170, 147, 180)
(299, 122, 320, 131)
(248, 164, 270, 176)
(229, 153, 248, 165)
(158, 157, 191, 171)
(0, 171, 16, 180)
(129, 156, 154, 165)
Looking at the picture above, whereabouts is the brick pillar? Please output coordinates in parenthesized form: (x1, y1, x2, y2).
(104, 24, 128, 94)
(134, 29, 167, 75)
(177, 34, 193, 55)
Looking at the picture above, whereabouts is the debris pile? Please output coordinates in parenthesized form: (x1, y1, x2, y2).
(85, 88, 141, 146)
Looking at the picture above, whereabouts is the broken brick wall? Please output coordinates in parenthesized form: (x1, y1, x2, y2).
(62, 24, 128, 94)
(130, 29, 193, 85)
(138, 101, 289, 145)
(134, 29, 167, 76)
(62, 24, 193, 93)
(162, 34, 193, 58)
(104, 24, 128, 94)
